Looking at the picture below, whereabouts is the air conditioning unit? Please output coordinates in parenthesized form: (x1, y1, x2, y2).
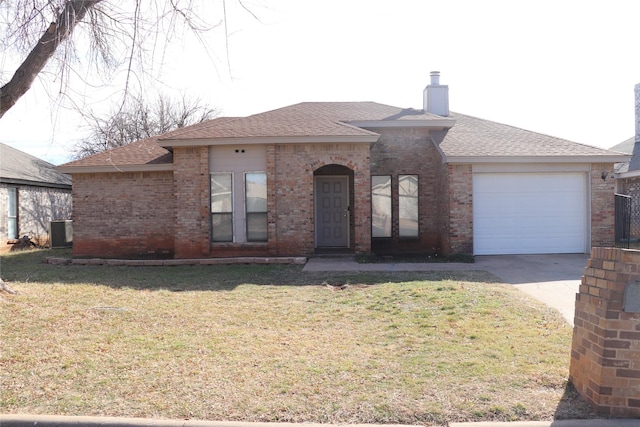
(50, 220, 73, 248)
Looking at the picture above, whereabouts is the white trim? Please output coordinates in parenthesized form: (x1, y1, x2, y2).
(57, 164, 173, 174)
(447, 155, 630, 164)
(473, 163, 591, 173)
(614, 169, 640, 179)
(159, 135, 379, 147)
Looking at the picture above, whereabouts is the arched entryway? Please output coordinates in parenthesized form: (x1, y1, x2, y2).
(314, 164, 354, 252)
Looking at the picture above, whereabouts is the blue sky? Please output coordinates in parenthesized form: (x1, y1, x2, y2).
(1, 0, 639, 164)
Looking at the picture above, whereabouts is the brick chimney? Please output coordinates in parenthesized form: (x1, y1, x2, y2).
(423, 71, 449, 117)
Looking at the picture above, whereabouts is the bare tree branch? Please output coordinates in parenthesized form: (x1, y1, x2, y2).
(0, 1, 101, 118)
(72, 93, 218, 159)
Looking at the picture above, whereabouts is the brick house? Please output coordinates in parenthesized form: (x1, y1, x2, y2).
(59, 73, 629, 259)
(1, 143, 72, 250)
(611, 83, 640, 241)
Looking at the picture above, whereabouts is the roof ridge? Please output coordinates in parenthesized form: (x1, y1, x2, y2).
(158, 116, 240, 140)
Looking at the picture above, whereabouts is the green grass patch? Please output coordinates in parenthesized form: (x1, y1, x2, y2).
(0, 249, 595, 425)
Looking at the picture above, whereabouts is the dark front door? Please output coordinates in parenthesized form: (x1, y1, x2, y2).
(315, 176, 349, 247)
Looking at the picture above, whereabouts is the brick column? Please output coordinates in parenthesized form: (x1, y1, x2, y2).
(590, 164, 616, 248)
(570, 247, 640, 417)
(448, 164, 473, 255)
(173, 147, 210, 258)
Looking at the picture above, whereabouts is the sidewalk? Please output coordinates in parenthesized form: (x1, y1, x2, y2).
(2, 414, 638, 427)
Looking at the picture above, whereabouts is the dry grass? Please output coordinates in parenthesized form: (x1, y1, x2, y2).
(0, 249, 596, 425)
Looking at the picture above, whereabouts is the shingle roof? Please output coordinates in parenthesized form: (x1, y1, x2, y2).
(610, 136, 638, 173)
(0, 143, 71, 188)
(59, 137, 172, 169)
(437, 113, 625, 159)
(159, 102, 445, 141)
(59, 102, 629, 171)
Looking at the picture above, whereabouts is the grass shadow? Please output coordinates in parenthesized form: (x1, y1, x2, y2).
(0, 248, 498, 292)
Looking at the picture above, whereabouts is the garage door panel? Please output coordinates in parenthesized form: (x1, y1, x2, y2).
(473, 173, 587, 255)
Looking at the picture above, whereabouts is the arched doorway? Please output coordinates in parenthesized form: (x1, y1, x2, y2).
(314, 165, 354, 250)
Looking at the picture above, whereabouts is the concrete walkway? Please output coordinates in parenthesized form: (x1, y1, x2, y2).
(303, 254, 589, 325)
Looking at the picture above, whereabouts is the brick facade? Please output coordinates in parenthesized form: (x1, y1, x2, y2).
(69, 139, 618, 259)
(272, 142, 370, 256)
(369, 127, 442, 254)
(591, 164, 617, 248)
(71, 172, 174, 258)
(570, 247, 640, 417)
(173, 147, 211, 258)
(445, 164, 474, 255)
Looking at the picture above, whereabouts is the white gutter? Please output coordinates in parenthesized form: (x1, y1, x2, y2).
(445, 155, 631, 164)
(614, 169, 640, 179)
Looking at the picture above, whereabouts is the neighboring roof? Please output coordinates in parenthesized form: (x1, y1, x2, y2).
(611, 136, 635, 155)
(158, 102, 454, 146)
(58, 137, 173, 173)
(0, 143, 72, 189)
(610, 137, 637, 174)
(436, 113, 630, 163)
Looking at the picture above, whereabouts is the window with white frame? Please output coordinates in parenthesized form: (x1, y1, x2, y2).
(210, 173, 233, 242)
(371, 175, 392, 238)
(399, 174, 419, 237)
(210, 146, 268, 243)
(245, 173, 267, 242)
(7, 187, 18, 239)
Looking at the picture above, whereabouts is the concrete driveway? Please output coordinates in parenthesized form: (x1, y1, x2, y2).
(474, 254, 589, 325)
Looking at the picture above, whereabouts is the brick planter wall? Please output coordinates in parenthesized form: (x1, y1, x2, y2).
(570, 247, 640, 417)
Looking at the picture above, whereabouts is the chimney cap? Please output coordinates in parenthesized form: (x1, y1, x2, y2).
(430, 71, 441, 86)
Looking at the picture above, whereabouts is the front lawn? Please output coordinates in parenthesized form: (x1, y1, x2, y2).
(0, 249, 595, 425)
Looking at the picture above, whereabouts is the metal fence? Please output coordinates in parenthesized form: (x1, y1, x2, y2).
(615, 193, 632, 249)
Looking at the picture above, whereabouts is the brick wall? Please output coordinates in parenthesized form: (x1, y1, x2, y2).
(72, 172, 175, 258)
(445, 164, 473, 255)
(273, 142, 370, 256)
(570, 247, 640, 417)
(173, 147, 211, 258)
(591, 164, 616, 248)
(369, 127, 442, 254)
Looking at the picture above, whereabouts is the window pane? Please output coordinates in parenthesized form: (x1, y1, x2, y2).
(246, 212, 268, 242)
(8, 188, 17, 216)
(211, 173, 232, 213)
(211, 213, 233, 242)
(371, 175, 391, 238)
(7, 188, 17, 239)
(246, 173, 267, 213)
(399, 175, 419, 237)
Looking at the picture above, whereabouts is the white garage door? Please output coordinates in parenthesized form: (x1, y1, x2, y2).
(473, 173, 588, 255)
